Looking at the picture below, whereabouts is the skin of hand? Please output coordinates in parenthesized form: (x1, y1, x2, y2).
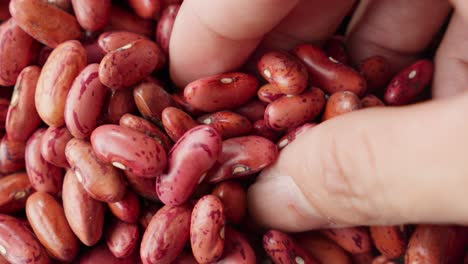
(169, 0, 468, 232)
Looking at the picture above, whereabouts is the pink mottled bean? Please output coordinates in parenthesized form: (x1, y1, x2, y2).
(361, 94, 385, 108)
(252, 119, 282, 142)
(91, 124, 167, 178)
(108, 190, 141, 224)
(156, 4, 180, 54)
(263, 230, 319, 264)
(101, 88, 138, 124)
(198, 111, 252, 139)
(277, 123, 316, 149)
(79, 243, 139, 264)
(129, 0, 162, 19)
(370, 226, 407, 259)
(105, 219, 140, 258)
(161, 106, 198, 142)
(172, 93, 205, 117)
(234, 100, 267, 122)
(156, 125, 222, 206)
(40, 126, 73, 168)
(216, 227, 256, 264)
(125, 171, 159, 201)
(0, 135, 25, 174)
(0, 172, 32, 214)
(65, 63, 107, 139)
(323, 91, 362, 121)
(324, 35, 349, 65)
(71, 0, 110, 31)
(98, 31, 147, 53)
(212, 181, 247, 225)
(257, 83, 285, 103)
(191, 195, 226, 263)
(321, 227, 372, 254)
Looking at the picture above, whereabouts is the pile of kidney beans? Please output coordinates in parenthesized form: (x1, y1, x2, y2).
(0, 0, 466, 263)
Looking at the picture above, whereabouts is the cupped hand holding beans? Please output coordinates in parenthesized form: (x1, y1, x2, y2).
(170, 0, 468, 232)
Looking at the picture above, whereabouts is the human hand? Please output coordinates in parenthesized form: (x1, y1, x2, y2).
(169, 0, 468, 232)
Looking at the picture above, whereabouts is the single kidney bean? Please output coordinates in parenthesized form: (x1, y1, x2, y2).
(9, 0, 81, 47)
(161, 106, 198, 142)
(263, 230, 319, 264)
(0, 172, 32, 214)
(62, 170, 105, 246)
(0, 213, 50, 264)
(156, 125, 222, 206)
(108, 190, 141, 224)
(99, 39, 165, 89)
(0, 99, 7, 131)
(133, 77, 176, 124)
(35, 40, 87, 127)
(105, 219, 140, 258)
(320, 227, 372, 254)
(234, 100, 267, 122)
(138, 202, 162, 229)
(140, 205, 191, 264)
(0, 135, 25, 174)
(40, 126, 73, 168)
(125, 171, 159, 201)
(172, 251, 198, 264)
(277, 123, 316, 149)
(25, 129, 64, 194)
(206, 136, 278, 183)
(107, 5, 155, 38)
(46, 0, 71, 11)
(296, 232, 352, 264)
(294, 44, 367, 97)
(184, 72, 259, 112)
(129, 0, 162, 19)
(79, 243, 140, 264)
(359, 56, 392, 93)
(156, 4, 180, 54)
(191, 195, 226, 263)
(0, 18, 38, 86)
(71, 0, 110, 31)
(252, 119, 282, 141)
(212, 181, 247, 224)
(91, 124, 167, 178)
(324, 35, 349, 65)
(65, 138, 127, 202)
(257, 83, 285, 103)
(120, 113, 172, 152)
(98, 31, 147, 53)
(361, 94, 385, 108)
(26, 191, 79, 262)
(370, 226, 407, 259)
(172, 92, 205, 117)
(323, 91, 362, 121)
(216, 227, 256, 264)
(198, 111, 252, 139)
(258, 51, 308, 95)
(265, 88, 326, 130)
(64, 64, 107, 139)
(5, 66, 42, 142)
(384, 59, 434, 106)
(101, 88, 138, 124)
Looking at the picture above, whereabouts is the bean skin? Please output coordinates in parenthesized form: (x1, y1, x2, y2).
(263, 230, 319, 264)
(161, 106, 198, 142)
(257, 83, 285, 103)
(215, 227, 256, 264)
(125, 171, 159, 201)
(101, 88, 138, 124)
(71, 0, 111, 31)
(0, 172, 32, 214)
(324, 35, 349, 65)
(296, 232, 352, 264)
(212, 181, 247, 225)
(320, 227, 372, 254)
(252, 119, 282, 142)
(40, 126, 73, 168)
(98, 31, 147, 53)
(370, 226, 407, 259)
(361, 94, 385, 108)
(79, 243, 140, 264)
(156, 4, 180, 54)
(323, 91, 362, 121)
(108, 190, 141, 224)
(105, 219, 140, 258)
(197, 111, 252, 139)
(128, 0, 162, 19)
(359, 56, 392, 93)
(0, 135, 26, 175)
(234, 100, 267, 122)
(276, 123, 316, 150)
(106, 5, 155, 38)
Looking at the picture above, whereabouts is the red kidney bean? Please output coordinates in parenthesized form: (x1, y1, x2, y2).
(71, 0, 110, 31)
(125, 171, 159, 201)
(0, 99, 7, 131)
(323, 91, 362, 121)
(91, 124, 167, 178)
(277, 123, 316, 149)
(25, 129, 63, 194)
(361, 94, 385, 108)
(64, 63, 107, 139)
(105, 219, 140, 258)
(9, 0, 81, 48)
(263, 230, 319, 264)
(79, 243, 140, 264)
(184, 72, 259, 112)
(108, 190, 141, 224)
(198, 111, 252, 139)
(234, 100, 267, 122)
(370, 226, 407, 259)
(0, 213, 50, 264)
(157, 125, 222, 206)
(216, 226, 256, 264)
(0, 172, 32, 214)
(206, 136, 278, 183)
(98, 31, 147, 53)
(212, 181, 246, 224)
(324, 35, 349, 65)
(40, 126, 72, 168)
(258, 51, 308, 95)
(101, 88, 138, 124)
(133, 77, 176, 124)
(107, 5, 155, 38)
(320, 227, 372, 254)
(156, 4, 180, 54)
(129, 0, 162, 19)
(46, 0, 72, 11)
(294, 44, 367, 97)
(296, 232, 352, 264)
(257, 83, 285, 103)
(140, 205, 191, 264)
(5, 66, 41, 142)
(138, 202, 161, 229)
(161, 106, 199, 142)
(384, 59, 434, 106)
(191, 195, 226, 263)
(359, 56, 392, 93)
(172, 92, 206, 117)
(252, 119, 282, 141)
(25, 191, 79, 262)
(0, 18, 39, 86)
(265, 88, 326, 130)
(99, 39, 165, 89)
(0, 135, 25, 174)
(65, 138, 127, 202)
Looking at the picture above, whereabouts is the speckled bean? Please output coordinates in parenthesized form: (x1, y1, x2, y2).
(321, 227, 372, 254)
(0, 135, 25, 174)
(98, 31, 147, 53)
(184, 72, 259, 112)
(107, 5, 155, 38)
(296, 232, 352, 264)
(125, 171, 159, 201)
(156, 125, 222, 205)
(324, 35, 349, 65)
(79, 243, 140, 264)
(101, 88, 138, 124)
(172, 93, 205, 117)
(156, 4, 180, 53)
(0, 172, 32, 214)
(359, 56, 392, 93)
(198, 111, 252, 139)
(105, 219, 140, 258)
(108, 190, 141, 224)
(263, 230, 318, 264)
(129, 0, 162, 19)
(216, 227, 256, 264)
(276, 123, 316, 149)
(257, 83, 285, 103)
(71, 0, 110, 31)
(234, 100, 267, 122)
(252, 119, 282, 141)
(40, 126, 73, 168)
(361, 94, 385, 108)
(323, 91, 361, 121)
(161, 106, 198, 142)
(370, 226, 407, 259)
(206, 136, 278, 183)
(91, 124, 167, 178)
(212, 181, 247, 224)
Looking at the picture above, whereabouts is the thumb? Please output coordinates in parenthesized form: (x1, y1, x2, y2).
(247, 93, 468, 232)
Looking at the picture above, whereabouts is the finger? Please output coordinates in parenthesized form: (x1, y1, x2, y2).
(451, 0, 468, 21)
(169, 0, 300, 87)
(248, 94, 468, 232)
(346, 0, 451, 72)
